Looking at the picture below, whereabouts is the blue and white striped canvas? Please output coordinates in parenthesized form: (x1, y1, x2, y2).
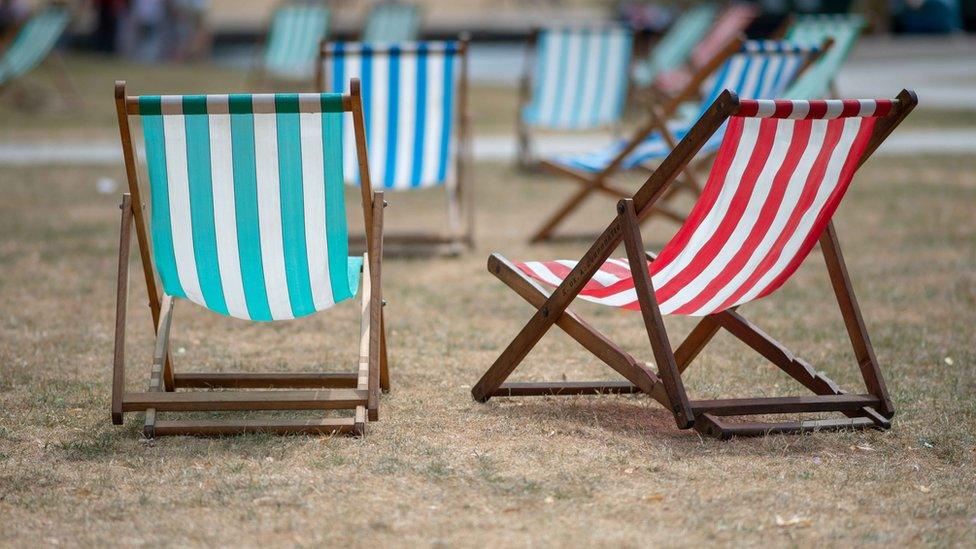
(522, 26, 633, 130)
(263, 3, 330, 80)
(0, 5, 70, 86)
(321, 41, 460, 190)
(137, 93, 361, 322)
(554, 40, 819, 173)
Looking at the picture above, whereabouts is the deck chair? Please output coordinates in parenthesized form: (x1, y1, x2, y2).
(316, 38, 473, 256)
(653, 2, 759, 98)
(781, 14, 866, 99)
(631, 4, 718, 89)
(516, 25, 633, 168)
(0, 3, 75, 105)
(252, 1, 330, 87)
(362, 1, 421, 43)
(530, 39, 825, 242)
(473, 90, 917, 439)
(110, 80, 389, 437)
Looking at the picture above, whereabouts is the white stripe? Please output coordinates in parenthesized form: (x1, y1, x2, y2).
(421, 53, 445, 184)
(557, 33, 583, 128)
(597, 33, 627, 124)
(576, 33, 602, 128)
(252, 105, 293, 320)
(537, 32, 563, 124)
(791, 101, 810, 119)
(206, 95, 249, 319)
(341, 53, 361, 184)
(522, 261, 563, 287)
(394, 52, 418, 189)
(858, 100, 876, 117)
(298, 98, 335, 311)
(756, 100, 776, 117)
(368, 54, 390, 188)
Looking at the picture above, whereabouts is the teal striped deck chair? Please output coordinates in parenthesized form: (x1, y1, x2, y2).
(632, 4, 718, 88)
(362, 2, 421, 43)
(782, 14, 866, 99)
(0, 4, 73, 101)
(318, 38, 472, 255)
(517, 25, 634, 167)
(111, 80, 389, 438)
(255, 1, 330, 84)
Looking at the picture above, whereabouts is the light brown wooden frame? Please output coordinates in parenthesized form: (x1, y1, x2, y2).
(111, 78, 389, 437)
(314, 34, 474, 257)
(473, 89, 917, 439)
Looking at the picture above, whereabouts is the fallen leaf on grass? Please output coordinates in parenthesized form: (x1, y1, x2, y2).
(775, 515, 812, 528)
(642, 494, 664, 503)
(853, 444, 875, 452)
(917, 485, 931, 493)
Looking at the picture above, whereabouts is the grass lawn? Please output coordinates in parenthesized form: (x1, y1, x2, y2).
(0, 148, 974, 544)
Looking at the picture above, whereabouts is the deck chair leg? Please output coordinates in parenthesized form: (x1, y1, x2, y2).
(529, 181, 601, 243)
(111, 194, 134, 425)
(144, 294, 174, 438)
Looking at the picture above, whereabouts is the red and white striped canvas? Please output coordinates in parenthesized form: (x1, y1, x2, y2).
(517, 99, 891, 317)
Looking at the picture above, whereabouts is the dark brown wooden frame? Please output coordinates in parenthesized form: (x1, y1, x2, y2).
(314, 34, 474, 257)
(111, 78, 389, 437)
(473, 89, 917, 439)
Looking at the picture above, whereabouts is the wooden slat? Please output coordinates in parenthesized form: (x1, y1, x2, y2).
(122, 389, 368, 412)
(492, 380, 640, 397)
(172, 373, 358, 389)
(111, 194, 133, 425)
(690, 394, 880, 416)
(695, 413, 886, 440)
(152, 417, 358, 437)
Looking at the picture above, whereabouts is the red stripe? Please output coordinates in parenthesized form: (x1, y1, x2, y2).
(773, 100, 793, 118)
(806, 101, 828, 119)
(738, 101, 759, 117)
(840, 100, 861, 117)
(599, 259, 635, 279)
(873, 100, 893, 117)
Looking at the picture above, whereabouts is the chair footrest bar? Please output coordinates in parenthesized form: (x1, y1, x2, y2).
(151, 417, 361, 437)
(491, 380, 641, 397)
(690, 394, 880, 416)
(695, 413, 885, 439)
(122, 389, 368, 412)
(173, 372, 358, 389)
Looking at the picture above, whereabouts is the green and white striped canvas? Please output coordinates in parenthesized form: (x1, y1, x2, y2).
(0, 5, 70, 86)
(263, 3, 330, 80)
(784, 14, 866, 99)
(136, 93, 361, 322)
(362, 2, 421, 43)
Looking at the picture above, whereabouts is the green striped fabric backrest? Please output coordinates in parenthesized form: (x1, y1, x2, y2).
(134, 93, 361, 322)
(0, 5, 71, 86)
(633, 4, 717, 86)
(263, 3, 330, 80)
(784, 14, 866, 99)
(362, 2, 421, 43)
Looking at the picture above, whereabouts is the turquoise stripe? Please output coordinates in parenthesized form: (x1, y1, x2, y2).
(436, 50, 455, 182)
(320, 98, 353, 302)
(228, 94, 272, 321)
(139, 96, 185, 299)
(182, 96, 228, 315)
(275, 95, 315, 317)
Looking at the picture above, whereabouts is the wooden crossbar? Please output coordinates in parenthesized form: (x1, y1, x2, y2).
(173, 373, 359, 389)
(690, 394, 880, 416)
(122, 389, 368, 412)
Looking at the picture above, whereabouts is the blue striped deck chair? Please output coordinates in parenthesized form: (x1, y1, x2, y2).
(632, 4, 718, 89)
(0, 3, 74, 103)
(362, 2, 421, 43)
(254, 1, 330, 85)
(317, 38, 472, 255)
(781, 14, 866, 99)
(111, 80, 388, 438)
(516, 25, 634, 167)
(530, 39, 825, 242)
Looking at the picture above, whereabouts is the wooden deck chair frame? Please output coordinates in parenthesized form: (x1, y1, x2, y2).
(472, 89, 916, 439)
(248, 0, 329, 91)
(529, 37, 831, 243)
(110, 79, 389, 437)
(315, 36, 474, 257)
(0, 2, 82, 109)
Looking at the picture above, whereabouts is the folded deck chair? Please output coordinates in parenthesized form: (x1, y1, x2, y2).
(653, 2, 759, 98)
(252, 1, 330, 87)
(111, 80, 389, 437)
(316, 38, 473, 256)
(780, 14, 866, 99)
(516, 25, 633, 167)
(631, 4, 718, 89)
(362, 1, 421, 43)
(0, 3, 74, 104)
(531, 39, 825, 242)
(474, 90, 917, 439)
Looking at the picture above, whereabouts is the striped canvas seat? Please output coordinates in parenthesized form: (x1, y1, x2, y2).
(518, 98, 889, 316)
(0, 5, 70, 86)
(137, 93, 361, 322)
(321, 41, 460, 190)
(784, 14, 866, 100)
(362, 2, 421, 43)
(521, 26, 633, 130)
(632, 4, 717, 87)
(553, 40, 818, 173)
(263, 3, 330, 80)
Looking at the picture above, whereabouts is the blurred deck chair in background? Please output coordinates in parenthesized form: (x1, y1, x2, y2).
(530, 39, 825, 242)
(516, 25, 633, 168)
(631, 4, 717, 90)
(362, 1, 421, 43)
(111, 80, 389, 437)
(474, 90, 916, 439)
(252, 1, 330, 88)
(779, 14, 866, 99)
(317, 38, 472, 256)
(0, 2, 76, 106)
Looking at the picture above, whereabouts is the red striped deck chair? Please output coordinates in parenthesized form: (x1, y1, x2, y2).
(473, 90, 917, 439)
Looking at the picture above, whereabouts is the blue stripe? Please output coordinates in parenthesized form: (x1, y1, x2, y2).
(361, 44, 373, 168)
(568, 29, 591, 128)
(550, 31, 570, 126)
(384, 46, 400, 189)
(589, 31, 610, 128)
(410, 43, 428, 186)
(437, 50, 455, 182)
(610, 33, 631, 121)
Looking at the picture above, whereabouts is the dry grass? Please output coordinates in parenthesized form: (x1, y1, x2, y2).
(0, 148, 974, 546)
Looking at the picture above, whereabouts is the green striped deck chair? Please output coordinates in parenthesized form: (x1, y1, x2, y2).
(0, 4, 72, 96)
(111, 80, 389, 438)
(256, 1, 330, 84)
(631, 4, 718, 88)
(362, 2, 421, 43)
(783, 14, 866, 99)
